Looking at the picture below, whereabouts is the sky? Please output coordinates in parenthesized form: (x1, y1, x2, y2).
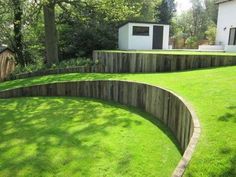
(176, 0, 192, 14)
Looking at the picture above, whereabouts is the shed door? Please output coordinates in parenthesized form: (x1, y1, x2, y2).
(153, 26, 163, 49)
(228, 28, 236, 45)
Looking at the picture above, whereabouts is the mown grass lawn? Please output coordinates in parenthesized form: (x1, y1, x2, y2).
(97, 50, 236, 56)
(0, 97, 180, 177)
(0, 66, 236, 176)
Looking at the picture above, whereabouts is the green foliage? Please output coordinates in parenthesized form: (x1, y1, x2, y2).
(0, 1, 14, 46)
(12, 59, 45, 74)
(57, 0, 162, 58)
(0, 0, 44, 65)
(173, 10, 196, 37)
(155, 0, 176, 24)
(185, 36, 198, 48)
(57, 58, 93, 68)
(172, 0, 218, 48)
(1, 0, 164, 63)
(204, 0, 218, 24)
(0, 0, 170, 64)
(135, 0, 161, 21)
(205, 23, 217, 45)
(12, 57, 92, 75)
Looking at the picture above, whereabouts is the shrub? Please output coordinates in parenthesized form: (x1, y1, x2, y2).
(205, 24, 216, 45)
(185, 36, 198, 49)
(12, 57, 93, 75)
(57, 58, 93, 68)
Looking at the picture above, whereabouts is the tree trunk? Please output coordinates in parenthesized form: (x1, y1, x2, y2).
(12, 0, 25, 66)
(43, 4, 59, 66)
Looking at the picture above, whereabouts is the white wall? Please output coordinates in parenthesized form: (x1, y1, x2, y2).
(225, 45, 236, 52)
(118, 24, 129, 50)
(216, 0, 236, 45)
(162, 25, 170, 50)
(128, 23, 153, 50)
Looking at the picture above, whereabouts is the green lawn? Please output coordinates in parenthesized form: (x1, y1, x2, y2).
(0, 97, 180, 177)
(0, 66, 236, 176)
(96, 50, 236, 56)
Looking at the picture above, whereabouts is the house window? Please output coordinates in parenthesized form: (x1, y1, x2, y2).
(228, 28, 236, 45)
(133, 26, 149, 36)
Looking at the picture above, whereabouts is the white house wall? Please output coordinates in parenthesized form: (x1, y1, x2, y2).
(118, 24, 129, 50)
(216, 0, 236, 45)
(128, 23, 154, 50)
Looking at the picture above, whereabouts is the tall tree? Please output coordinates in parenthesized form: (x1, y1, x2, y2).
(43, 1, 58, 66)
(137, 0, 161, 21)
(12, 0, 25, 65)
(191, 0, 208, 38)
(204, 0, 218, 24)
(155, 0, 176, 24)
(0, 0, 41, 65)
(0, 1, 13, 46)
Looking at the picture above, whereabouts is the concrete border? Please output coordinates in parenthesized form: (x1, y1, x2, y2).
(0, 80, 201, 177)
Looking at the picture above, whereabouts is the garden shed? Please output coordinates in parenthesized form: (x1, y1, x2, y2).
(0, 46, 15, 81)
(118, 21, 169, 50)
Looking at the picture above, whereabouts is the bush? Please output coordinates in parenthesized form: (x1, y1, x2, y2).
(13, 59, 45, 74)
(185, 36, 198, 49)
(12, 57, 93, 75)
(205, 24, 216, 45)
(57, 58, 93, 68)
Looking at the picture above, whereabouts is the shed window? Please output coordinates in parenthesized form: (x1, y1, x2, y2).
(229, 28, 236, 45)
(133, 26, 149, 36)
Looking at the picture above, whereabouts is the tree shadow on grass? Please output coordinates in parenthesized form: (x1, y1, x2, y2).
(218, 106, 236, 123)
(218, 154, 236, 177)
(211, 147, 236, 177)
(0, 97, 180, 177)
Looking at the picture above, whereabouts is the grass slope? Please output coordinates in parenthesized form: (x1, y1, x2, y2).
(0, 66, 236, 176)
(0, 97, 180, 177)
(97, 50, 236, 56)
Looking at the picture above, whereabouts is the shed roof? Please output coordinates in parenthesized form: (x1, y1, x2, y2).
(119, 21, 169, 28)
(216, 0, 233, 4)
(0, 46, 14, 54)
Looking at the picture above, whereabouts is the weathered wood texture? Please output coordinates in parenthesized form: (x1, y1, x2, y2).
(3, 51, 236, 82)
(0, 80, 200, 177)
(0, 50, 15, 81)
(93, 51, 236, 73)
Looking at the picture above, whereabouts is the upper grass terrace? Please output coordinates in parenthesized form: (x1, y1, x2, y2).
(95, 50, 236, 56)
(0, 66, 236, 176)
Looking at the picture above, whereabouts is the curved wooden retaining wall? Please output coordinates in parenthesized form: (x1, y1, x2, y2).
(93, 51, 236, 72)
(0, 80, 200, 177)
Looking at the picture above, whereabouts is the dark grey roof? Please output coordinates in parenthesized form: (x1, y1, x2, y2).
(216, 0, 233, 4)
(0, 46, 14, 54)
(0, 46, 7, 53)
